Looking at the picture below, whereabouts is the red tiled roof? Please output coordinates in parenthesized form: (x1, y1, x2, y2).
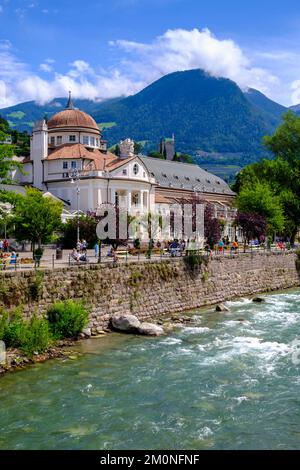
(106, 156, 135, 171)
(46, 143, 118, 171)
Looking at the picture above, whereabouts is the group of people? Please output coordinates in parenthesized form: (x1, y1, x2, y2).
(0, 239, 9, 252)
(0, 251, 18, 270)
(71, 239, 89, 262)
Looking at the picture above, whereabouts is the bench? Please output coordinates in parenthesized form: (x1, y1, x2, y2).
(115, 250, 128, 259)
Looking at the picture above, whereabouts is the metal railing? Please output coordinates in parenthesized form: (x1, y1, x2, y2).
(0, 245, 297, 273)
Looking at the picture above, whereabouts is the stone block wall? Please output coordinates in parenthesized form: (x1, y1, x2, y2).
(0, 252, 299, 334)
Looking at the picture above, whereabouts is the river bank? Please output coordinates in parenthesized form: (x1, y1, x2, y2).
(0, 252, 299, 335)
(1, 288, 300, 450)
(0, 286, 296, 378)
(0, 339, 82, 376)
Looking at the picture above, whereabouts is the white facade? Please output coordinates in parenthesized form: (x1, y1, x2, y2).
(13, 98, 236, 241)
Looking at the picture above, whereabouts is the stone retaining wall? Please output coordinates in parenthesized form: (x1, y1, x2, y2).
(0, 252, 299, 334)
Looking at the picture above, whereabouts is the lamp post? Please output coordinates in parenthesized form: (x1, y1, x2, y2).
(70, 169, 81, 245)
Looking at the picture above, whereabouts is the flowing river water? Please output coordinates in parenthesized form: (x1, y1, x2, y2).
(1, 289, 300, 450)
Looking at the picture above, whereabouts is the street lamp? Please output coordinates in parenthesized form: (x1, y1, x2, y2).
(70, 168, 81, 245)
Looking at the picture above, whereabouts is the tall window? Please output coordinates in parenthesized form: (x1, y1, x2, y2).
(63, 161, 68, 169)
(57, 136, 62, 145)
(69, 135, 76, 142)
(83, 136, 89, 145)
(71, 161, 77, 169)
(50, 136, 55, 145)
(133, 163, 139, 175)
(90, 137, 95, 146)
(132, 193, 139, 206)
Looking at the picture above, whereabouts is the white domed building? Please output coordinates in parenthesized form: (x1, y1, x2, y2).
(15, 94, 237, 239)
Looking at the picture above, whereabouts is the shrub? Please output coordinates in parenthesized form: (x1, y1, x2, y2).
(2, 308, 27, 348)
(21, 316, 52, 356)
(184, 252, 204, 271)
(0, 309, 9, 339)
(28, 271, 44, 301)
(47, 300, 89, 339)
(0, 309, 52, 356)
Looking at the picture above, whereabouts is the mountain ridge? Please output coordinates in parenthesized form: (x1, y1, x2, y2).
(0, 69, 290, 179)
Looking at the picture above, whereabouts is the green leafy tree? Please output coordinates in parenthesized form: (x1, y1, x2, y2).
(236, 182, 285, 235)
(134, 142, 143, 154)
(61, 214, 98, 248)
(0, 121, 17, 183)
(2, 188, 63, 250)
(179, 153, 194, 164)
(114, 144, 120, 156)
(234, 112, 300, 241)
(148, 151, 164, 159)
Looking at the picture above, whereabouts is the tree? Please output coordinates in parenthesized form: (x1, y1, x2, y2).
(3, 188, 63, 250)
(0, 203, 14, 238)
(234, 112, 300, 242)
(148, 151, 164, 159)
(61, 215, 98, 248)
(114, 144, 120, 156)
(235, 212, 267, 251)
(204, 204, 221, 248)
(264, 111, 300, 163)
(163, 146, 167, 159)
(180, 153, 194, 164)
(173, 152, 180, 162)
(0, 124, 17, 184)
(134, 142, 143, 154)
(235, 181, 285, 236)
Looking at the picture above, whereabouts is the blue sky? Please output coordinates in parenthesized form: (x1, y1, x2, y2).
(1, 0, 300, 106)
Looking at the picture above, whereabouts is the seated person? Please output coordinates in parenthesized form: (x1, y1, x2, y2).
(71, 248, 80, 262)
(9, 251, 18, 265)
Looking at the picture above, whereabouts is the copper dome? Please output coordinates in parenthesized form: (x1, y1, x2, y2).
(48, 108, 99, 132)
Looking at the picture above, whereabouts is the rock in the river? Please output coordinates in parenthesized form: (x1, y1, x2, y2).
(215, 303, 229, 312)
(138, 322, 164, 336)
(111, 314, 141, 332)
(82, 328, 92, 337)
(252, 297, 265, 303)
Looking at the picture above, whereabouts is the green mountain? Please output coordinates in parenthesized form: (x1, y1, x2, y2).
(289, 103, 300, 114)
(244, 88, 287, 121)
(0, 69, 289, 179)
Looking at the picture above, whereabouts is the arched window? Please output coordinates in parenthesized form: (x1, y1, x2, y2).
(133, 163, 139, 175)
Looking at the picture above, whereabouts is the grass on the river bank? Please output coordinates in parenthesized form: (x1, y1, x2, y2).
(0, 300, 89, 373)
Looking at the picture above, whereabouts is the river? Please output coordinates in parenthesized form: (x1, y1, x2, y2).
(1, 289, 300, 450)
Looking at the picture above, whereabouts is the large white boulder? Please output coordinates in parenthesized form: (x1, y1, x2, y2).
(138, 322, 164, 336)
(111, 314, 141, 332)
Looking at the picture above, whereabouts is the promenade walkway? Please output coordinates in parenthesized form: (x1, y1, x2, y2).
(0, 245, 296, 272)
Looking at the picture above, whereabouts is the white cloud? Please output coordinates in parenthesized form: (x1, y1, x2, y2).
(0, 41, 143, 106)
(68, 60, 94, 78)
(0, 27, 298, 108)
(40, 63, 53, 73)
(112, 28, 279, 95)
(291, 80, 300, 105)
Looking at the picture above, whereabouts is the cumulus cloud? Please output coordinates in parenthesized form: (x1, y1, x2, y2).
(291, 80, 300, 105)
(112, 28, 279, 94)
(40, 63, 53, 73)
(0, 27, 292, 107)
